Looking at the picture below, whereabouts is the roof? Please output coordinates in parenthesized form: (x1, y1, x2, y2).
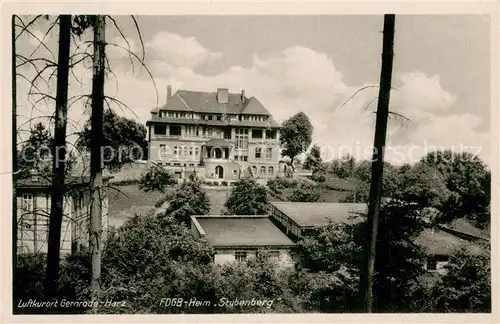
(192, 216, 296, 248)
(146, 115, 280, 128)
(16, 175, 113, 189)
(415, 228, 485, 256)
(157, 90, 272, 116)
(269, 202, 367, 228)
(322, 177, 365, 191)
(439, 218, 489, 241)
(205, 138, 233, 147)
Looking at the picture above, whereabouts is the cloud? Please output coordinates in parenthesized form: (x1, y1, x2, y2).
(146, 31, 223, 69)
(16, 29, 490, 166)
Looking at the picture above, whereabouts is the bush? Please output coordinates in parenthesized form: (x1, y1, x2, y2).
(138, 164, 176, 193)
(311, 172, 326, 183)
(221, 181, 228, 186)
(154, 189, 175, 208)
(289, 183, 320, 202)
(14, 251, 91, 314)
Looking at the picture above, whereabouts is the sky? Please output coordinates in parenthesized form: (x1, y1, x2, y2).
(15, 14, 492, 165)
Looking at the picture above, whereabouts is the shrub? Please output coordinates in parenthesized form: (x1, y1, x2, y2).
(221, 181, 228, 186)
(14, 251, 91, 314)
(138, 164, 176, 193)
(311, 172, 326, 183)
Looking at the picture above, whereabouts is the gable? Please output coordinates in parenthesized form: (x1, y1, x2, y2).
(241, 97, 271, 115)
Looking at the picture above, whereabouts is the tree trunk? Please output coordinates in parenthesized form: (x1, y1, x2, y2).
(359, 14, 395, 312)
(89, 15, 106, 300)
(44, 15, 72, 300)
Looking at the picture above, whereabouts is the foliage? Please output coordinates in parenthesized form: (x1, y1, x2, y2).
(429, 247, 490, 312)
(164, 179, 211, 224)
(326, 154, 356, 179)
(138, 164, 176, 193)
(17, 122, 54, 179)
(310, 171, 326, 183)
(154, 189, 175, 208)
(303, 145, 323, 172)
(421, 150, 490, 228)
(279, 112, 313, 164)
(298, 222, 359, 272)
(77, 109, 148, 170)
(297, 200, 428, 312)
(224, 177, 269, 215)
(98, 211, 214, 313)
(14, 251, 91, 314)
(289, 182, 320, 202)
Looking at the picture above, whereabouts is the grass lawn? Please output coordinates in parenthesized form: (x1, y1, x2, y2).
(107, 185, 165, 228)
(108, 185, 232, 227)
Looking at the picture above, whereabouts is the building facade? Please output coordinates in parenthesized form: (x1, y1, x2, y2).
(16, 175, 111, 255)
(147, 87, 281, 182)
(190, 215, 296, 268)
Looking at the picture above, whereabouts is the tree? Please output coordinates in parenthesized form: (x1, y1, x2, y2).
(421, 150, 490, 228)
(17, 122, 53, 178)
(88, 14, 106, 301)
(138, 164, 176, 193)
(77, 109, 148, 170)
(396, 162, 450, 208)
(359, 14, 396, 312)
(279, 112, 313, 167)
(303, 145, 322, 172)
(430, 246, 490, 312)
(98, 211, 214, 313)
(164, 179, 211, 224)
(44, 14, 72, 301)
(224, 177, 269, 215)
(326, 154, 356, 179)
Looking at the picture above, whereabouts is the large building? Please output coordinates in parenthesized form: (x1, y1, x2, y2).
(146, 86, 281, 182)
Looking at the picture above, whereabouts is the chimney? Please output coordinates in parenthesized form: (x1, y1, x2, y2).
(241, 90, 245, 104)
(167, 85, 172, 103)
(217, 88, 229, 104)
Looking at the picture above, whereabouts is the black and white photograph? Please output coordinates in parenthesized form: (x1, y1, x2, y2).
(3, 3, 498, 320)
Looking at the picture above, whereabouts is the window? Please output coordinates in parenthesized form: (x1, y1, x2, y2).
(255, 148, 262, 159)
(268, 166, 274, 175)
(266, 129, 276, 139)
(260, 166, 266, 175)
(170, 125, 182, 136)
(266, 148, 272, 159)
(242, 156, 248, 162)
(183, 146, 188, 156)
(159, 144, 167, 157)
(173, 146, 178, 155)
(208, 115, 213, 120)
(195, 147, 199, 156)
(154, 125, 167, 135)
(235, 129, 248, 147)
(252, 129, 263, 139)
(233, 170, 238, 177)
(235, 251, 248, 262)
(216, 115, 222, 121)
(189, 147, 193, 156)
(189, 163, 195, 168)
(22, 193, 33, 212)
